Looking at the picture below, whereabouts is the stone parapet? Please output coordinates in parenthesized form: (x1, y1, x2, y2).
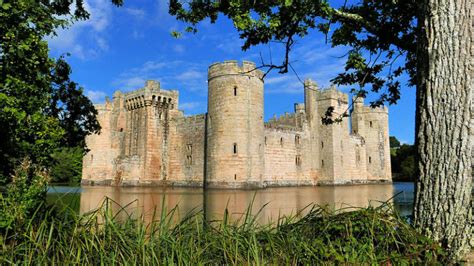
(208, 60, 264, 81)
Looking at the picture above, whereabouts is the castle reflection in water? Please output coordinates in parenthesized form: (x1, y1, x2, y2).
(79, 184, 397, 224)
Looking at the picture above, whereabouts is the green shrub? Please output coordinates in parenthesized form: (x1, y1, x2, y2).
(0, 160, 48, 232)
(50, 146, 84, 184)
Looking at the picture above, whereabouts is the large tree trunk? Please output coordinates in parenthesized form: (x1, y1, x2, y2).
(414, 0, 472, 261)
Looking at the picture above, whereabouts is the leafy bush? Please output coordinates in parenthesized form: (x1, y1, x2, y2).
(0, 160, 49, 232)
(50, 146, 84, 184)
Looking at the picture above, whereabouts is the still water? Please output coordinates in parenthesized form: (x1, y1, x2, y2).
(48, 183, 414, 224)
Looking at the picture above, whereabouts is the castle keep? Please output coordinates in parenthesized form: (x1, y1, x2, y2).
(82, 60, 391, 188)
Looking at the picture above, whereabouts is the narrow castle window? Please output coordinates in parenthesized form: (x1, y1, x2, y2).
(296, 155, 301, 166)
(186, 155, 193, 166)
(369, 156, 372, 164)
(234, 174, 237, 180)
(295, 135, 300, 145)
(280, 137, 284, 147)
(233, 143, 237, 154)
(370, 121, 373, 128)
(234, 86, 237, 96)
(264, 136, 267, 146)
(119, 128, 123, 132)
(321, 141, 324, 149)
(187, 144, 192, 153)
(321, 160, 324, 168)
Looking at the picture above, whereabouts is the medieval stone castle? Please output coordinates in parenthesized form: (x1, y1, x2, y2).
(82, 60, 391, 188)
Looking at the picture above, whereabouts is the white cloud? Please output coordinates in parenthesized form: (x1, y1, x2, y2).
(264, 75, 292, 85)
(123, 7, 146, 19)
(113, 59, 209, 94)
(179, 102, 203, 111)
(86, 89, 108, 103)
(176, 70, 206, 81)
(113, 77, 149, 91)
(48, 0, 113, 60)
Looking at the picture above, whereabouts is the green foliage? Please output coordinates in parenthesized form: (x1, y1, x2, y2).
(390, 136, 401, 148)
(50, 147, 84, 184)
(390, 143, 416, 181)
(168, 0, 417, 123)
(0, 0, 120, 183)
(0, 160, 49, 232)
(1, 199, 447, 264)
(400, 155, 415, 180)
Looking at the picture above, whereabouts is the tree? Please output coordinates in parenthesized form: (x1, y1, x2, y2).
(50, 146, 84, 184)
(389, 136, 401, 149)
(0, 0, 121, 183)
(168, 0, 471, 260)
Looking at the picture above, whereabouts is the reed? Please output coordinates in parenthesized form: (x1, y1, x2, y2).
(1, 197, 446, 264)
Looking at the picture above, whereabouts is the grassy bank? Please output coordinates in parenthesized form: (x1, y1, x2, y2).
(1, 198, 447, 264)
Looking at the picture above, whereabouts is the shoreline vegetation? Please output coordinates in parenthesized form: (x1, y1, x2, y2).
(1, 198, 447, 264)
(0, 161, 452, 264)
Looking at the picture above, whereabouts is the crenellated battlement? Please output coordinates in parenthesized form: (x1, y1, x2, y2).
(123, 80, 179, 111)
(316, 85, 349, 103)
(83, 60, 391, 188)
(208, 60, 264, 81)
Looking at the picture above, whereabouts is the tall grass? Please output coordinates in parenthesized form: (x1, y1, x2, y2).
(1, 197, 447, 264)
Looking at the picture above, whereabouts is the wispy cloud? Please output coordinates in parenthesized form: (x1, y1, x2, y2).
(112, 59, 208, 94)
(86, 89, 108, 103)
(123, 7, 146, 19)
(48, 0, 113, 60)
(179, 101, 203, 111)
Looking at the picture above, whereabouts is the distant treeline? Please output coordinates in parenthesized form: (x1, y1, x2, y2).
(389, 136, 416, 182)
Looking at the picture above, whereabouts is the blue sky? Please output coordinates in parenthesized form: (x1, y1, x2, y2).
(48, 0, 416, 144)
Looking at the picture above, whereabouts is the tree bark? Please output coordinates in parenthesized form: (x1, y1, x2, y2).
(414, 0, 472, 261)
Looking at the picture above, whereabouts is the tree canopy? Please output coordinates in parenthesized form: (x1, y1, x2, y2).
(170, 0, 417, 113)
(0, 0, 120, 183)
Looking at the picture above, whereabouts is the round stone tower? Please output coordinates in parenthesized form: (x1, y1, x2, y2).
(206, 60, 265, 188)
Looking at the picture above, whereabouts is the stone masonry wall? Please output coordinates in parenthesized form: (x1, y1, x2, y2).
(263, 128, 314, 186)
(82, 60, 392, 187)
(168, 114, 206, 186)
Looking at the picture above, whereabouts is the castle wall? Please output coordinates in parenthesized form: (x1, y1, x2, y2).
(82, 99, 126, 185)
(82, 60, 392, 187)
(167, 114, 206, 186)
(206, 61, 265, 188)
(352, 99, 391, 181)
(263, 128, 314, 186)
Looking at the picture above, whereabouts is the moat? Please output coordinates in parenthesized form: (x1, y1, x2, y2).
(48, 182, 414, 224)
